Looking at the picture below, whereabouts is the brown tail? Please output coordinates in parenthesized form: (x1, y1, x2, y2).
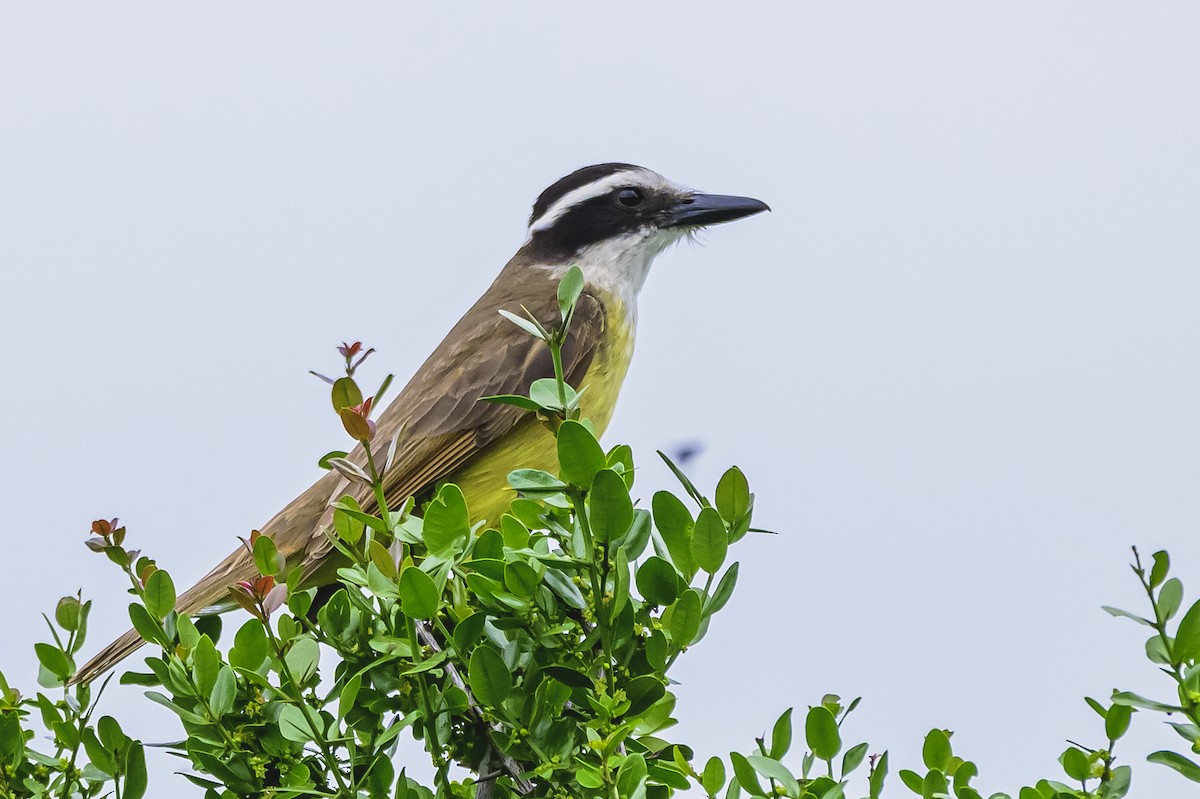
(70, 470, 344, 685)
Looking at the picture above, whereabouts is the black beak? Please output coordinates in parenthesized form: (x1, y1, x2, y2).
(660, 193, 771, 229)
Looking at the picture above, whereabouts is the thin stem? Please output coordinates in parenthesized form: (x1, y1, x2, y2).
(263, 621, 351, 797)
(406, 616, 452, 797)
(574, 489, 613, 694)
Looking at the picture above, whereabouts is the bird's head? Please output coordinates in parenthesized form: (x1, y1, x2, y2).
(521, 163, 769, 301)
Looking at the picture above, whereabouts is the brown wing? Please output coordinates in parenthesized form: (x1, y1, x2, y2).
(295, 266, 607, 579)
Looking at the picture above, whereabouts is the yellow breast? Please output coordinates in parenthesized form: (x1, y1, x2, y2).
(449, 291, 636, 525)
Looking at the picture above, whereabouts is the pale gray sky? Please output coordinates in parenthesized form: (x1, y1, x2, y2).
(3, 4, 1199, 796)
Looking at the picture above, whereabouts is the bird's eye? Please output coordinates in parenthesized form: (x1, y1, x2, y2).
(617, 188, 644, 207)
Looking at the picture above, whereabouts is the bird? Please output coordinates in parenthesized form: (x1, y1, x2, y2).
(73, 163, 769, 684)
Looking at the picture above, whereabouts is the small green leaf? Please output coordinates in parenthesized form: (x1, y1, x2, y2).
(230, 619, 268, 671)
(55, 596, 82, 632)
(34, 643, 70, 680)
(653, 490, 695, 577)
(1149, 550, 1170, 588)
(1060, 747, 1090, 781)
(667, 589, 703, 646)
(498, 308, 548, 341)
(192, 635, 220, 696)
(707, 562, 740, 616)
(557, 266, 585, 321)
(127, 603, 169, 648)
(746, 756, 800, 797)
(508, 468, 568, 496)
(1111, 691, 1182, 713)
(557, 420, 606, 488)
(691, 507, 729, 574)
(805, 706, 841, 761)
(715, 466, 751, 524)
(284, 637, 320, 684)
(278, 704, 315, 742)
(1160, 578, 1184, 620)
(399, 568, 440, 619)
(702, 757, 727, 796)
(1102, 606, 1153, 626)
(210, 665, 236, 718)
(1174, 598, 1200, 662)
(124, 741, 148, 799)
(869, 751, 888, 799)
(1148, 750, 1200, 782)
(636, 557, 680, 607)
(144, 570, 176, 620)
(331, 376, 363, 411)
(423, 484, 471, 556)
(842, 742, 869, 776)
(769, 708, 793, 759)
(730, 751, 766, 797)
(503, 561, 540, 597)
(922, 729, 952, 771)
(589, 468, 634, 543)
(479, 394, 543, 412)
(624, 675, 666, 717)
(1105, 703, 1133, 741)
(469, 646, 512, 706)
(253, 535, 283, 577)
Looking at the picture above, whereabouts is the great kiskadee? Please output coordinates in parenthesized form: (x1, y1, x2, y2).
(74, 163, 768, 683)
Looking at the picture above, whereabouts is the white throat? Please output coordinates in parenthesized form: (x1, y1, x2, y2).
(544, 227, 686, 315)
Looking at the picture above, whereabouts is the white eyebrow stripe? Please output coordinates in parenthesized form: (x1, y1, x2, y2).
(527, 172, 639, 233)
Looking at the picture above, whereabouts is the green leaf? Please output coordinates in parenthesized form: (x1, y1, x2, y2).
(230, 619, 268, 671)
(499, 308, 548, 341)
(1102, 606, 1153, 626)
(508, 468, 568, 496)
(253, 535, 283, 577)
(557, 420, 606, 487)
(423, 484, 471, 556)
(469, 646, 512, 707)
(504, 561, 540, 597)
(746, 756, 800, 797)
(730, 751, 766, 797)
(127, 603, 169, 647)
(922, 729, 952, 771)
(667, 589, 703, 646)
(703, 757, 727, 796)
(399, 567, 440, 619)
(210, 665, 236, 718)
(624, 675, 666, 717)
(1060, 747, 1090, 781)
(657, 450, 706, 506)
(707, 562, 740, 616)
(1160, 578, 1184, 621)
(1111, 691, 1182, 713)
(805, 705, 841, 761)
(624, 509, 653, 559)
(278, 704, 315, 742)
(869, 751, 888, 799)
(284, 637, 320, 684)
(192, 634, 220, 696)
(589, 468, 634, 543)
(480, 394, 543, 412)
(124, 741, 148, 799)
(1106, 765, 1132, 799)
(331, 376, 363, 411)
(769, 708, 793, 759)
(144, 570, 176, 620)
(1148, 750, 1200, 782)
(333, 503, 366, 545)
(557, 265, 585, 321)
(543, 568, 587, 609)
(652, 490, 695, 577)
(55, 596, 82, 632)
(715, 466, 751, 524)
(691, 507, 729, 574)
(636, 557, 680, 606)
(842, 742, 869, 776)
(1174, 598, 1200, 662)
(34, 643, 70, 680)
(1149, 550, 1170, 588)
